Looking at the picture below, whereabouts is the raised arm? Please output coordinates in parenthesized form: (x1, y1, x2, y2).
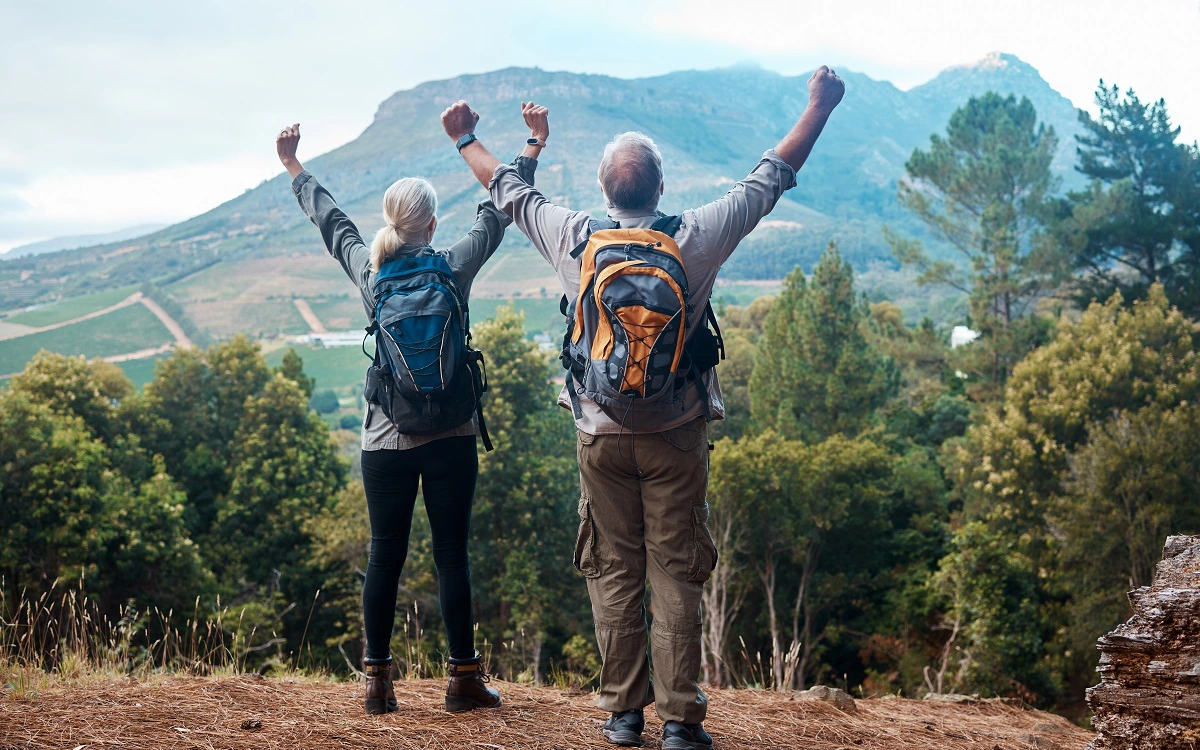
(442, 100, 583, 269)
(775, 65, 845, 172)
(277, 123, 371, 289)
(442, 101, 502, 190)
(520, 102, 549, 160)
(689, 66, 845, 264)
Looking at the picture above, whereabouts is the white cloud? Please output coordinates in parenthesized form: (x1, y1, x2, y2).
(12, 156, 280, 238)
(642, 0, 1200, 135)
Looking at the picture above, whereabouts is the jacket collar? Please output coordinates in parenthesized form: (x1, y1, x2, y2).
(605, 207, 666, 223)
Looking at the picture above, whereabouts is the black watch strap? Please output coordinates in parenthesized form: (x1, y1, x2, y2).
(456, 133, 478, 152)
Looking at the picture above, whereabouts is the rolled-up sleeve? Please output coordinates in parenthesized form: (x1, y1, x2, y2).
(489, 163, 582, 271)
(687, 150, 797, 265)
(292, 171, 372, 292)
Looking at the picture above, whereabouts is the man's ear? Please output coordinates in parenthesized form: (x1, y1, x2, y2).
(659, 181, 665, 196)
(427, 216, 438, 242)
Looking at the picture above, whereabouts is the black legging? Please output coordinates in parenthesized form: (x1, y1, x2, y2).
(360, 435, 478, 661)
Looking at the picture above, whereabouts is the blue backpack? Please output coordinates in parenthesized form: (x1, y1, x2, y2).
(362, 249, 492, 450)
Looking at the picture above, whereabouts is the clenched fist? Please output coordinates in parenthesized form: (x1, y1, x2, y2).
(441, 100, 480, 141)
(522, 101, 549, 141)
(276, 123, 300, 164)
(808, 66, 845, 114)
(276, 123, 304, 178)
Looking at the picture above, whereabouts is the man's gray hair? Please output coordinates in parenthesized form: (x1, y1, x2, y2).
(597, 132, 663, 213)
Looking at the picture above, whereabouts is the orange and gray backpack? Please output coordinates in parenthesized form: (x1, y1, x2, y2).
(559, 215, 724, 422)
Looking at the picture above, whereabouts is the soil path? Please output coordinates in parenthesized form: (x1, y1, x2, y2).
(0, 676, 1095, 750)
(103, 342, 175, 363)
(293, 298, 327, 333)
(139, 295, 193, 349)
(0, 292, 143, 341)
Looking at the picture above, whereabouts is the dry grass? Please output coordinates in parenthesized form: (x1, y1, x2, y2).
(0, 675, 1094, 750)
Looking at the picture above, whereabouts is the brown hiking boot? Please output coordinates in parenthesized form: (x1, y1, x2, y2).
(445, 651, 501, 713)
(363, 656, 399, 715)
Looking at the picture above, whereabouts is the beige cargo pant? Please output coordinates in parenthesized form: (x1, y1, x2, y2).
(574, 417, 718, 725)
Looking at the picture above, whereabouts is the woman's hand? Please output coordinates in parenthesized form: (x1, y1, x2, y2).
(522, 102, 549, 142)
(520, 102, 548, 159)
(276, 123, 304, 179)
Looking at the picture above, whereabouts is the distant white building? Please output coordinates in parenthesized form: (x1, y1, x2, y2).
(293, 331, 363, 348)
(950, 325, 980, 349)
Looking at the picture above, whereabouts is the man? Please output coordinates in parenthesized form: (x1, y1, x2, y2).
(442, 67, 845, 749)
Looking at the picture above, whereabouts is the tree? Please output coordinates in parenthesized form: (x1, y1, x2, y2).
(709, 430, 893, 690)
(215, 373, 347, 587)
(945, 284, 1200, 706)
(750, 243, 895, 441)
(277, 348, 316, 399)
(8, 353, 134, 437)
(888, 93, 1058, 389)
(0, 373, 210, 618)
(930, 522, 1048, 701)
(1050, 403, 1200, 693)
(1051, 83, 1200, 315)
(144, 336, 272, 542)
(96, 456, 212, 614)
(0, 391, 108, 606)
(309, 389, 340, 414)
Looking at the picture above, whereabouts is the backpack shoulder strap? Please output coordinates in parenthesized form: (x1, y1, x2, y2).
(650, 214, 682, 238)
(706, 303, 725, 360)
(569, 218, 621, 260)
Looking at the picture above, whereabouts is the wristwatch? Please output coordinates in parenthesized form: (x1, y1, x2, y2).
(456, 133, 478, 151)
(527, 137, 547, 147)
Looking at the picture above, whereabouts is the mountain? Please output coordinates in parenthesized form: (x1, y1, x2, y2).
(0, 53, 1086, 341)
(2, 223, 168, 261)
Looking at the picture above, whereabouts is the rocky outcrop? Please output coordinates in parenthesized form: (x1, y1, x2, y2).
(1088, 535, 1200, 749)
(795, 684, 857, 713)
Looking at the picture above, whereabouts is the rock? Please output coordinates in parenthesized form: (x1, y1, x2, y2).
(923, 692, 982, 703)
(795, 685, 857, 713)
(1087, 535, 1200, 749)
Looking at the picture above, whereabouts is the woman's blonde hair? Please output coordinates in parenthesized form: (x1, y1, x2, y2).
(370, 177, 438, 271)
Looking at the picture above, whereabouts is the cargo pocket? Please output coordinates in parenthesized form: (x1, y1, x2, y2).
(686, 502, 719, 583)
(573, 495, 601, 578)
(661, 420, 704, 452)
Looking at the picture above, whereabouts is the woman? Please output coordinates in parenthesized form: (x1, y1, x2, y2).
(274, 102, 550, 715)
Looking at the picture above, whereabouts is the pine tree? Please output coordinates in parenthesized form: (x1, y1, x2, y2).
(887, 93, 1057, 389)
(277, 348, 316, 399)
(1052, 83, 1200, 314)
(750, 242, 894, 441)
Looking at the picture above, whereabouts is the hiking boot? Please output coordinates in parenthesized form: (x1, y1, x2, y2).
(602, 708, 645, 747)
(662, 720, 713, 750)
(363, 655, 399, 715)
(445, 651, 501, 713)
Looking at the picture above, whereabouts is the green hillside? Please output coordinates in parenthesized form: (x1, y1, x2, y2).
(0, 303, 171, 375)
(4, 286, 139, 327)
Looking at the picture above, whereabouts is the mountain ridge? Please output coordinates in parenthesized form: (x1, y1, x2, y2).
(0, 53, 1087, 340)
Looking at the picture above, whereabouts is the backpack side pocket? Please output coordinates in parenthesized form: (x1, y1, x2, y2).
(363, 365, 395, 423)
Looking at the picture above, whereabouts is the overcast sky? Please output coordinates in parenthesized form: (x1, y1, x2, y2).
(2, 0, 1198, 253)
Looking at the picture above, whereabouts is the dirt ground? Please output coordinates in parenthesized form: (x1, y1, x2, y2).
(0, 676, 1095, 750)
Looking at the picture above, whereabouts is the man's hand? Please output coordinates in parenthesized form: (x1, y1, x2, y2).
(441, 100, 480, 141)
(276, 123, 304, 179)
(522, 101, 549, 141)
(807, 66, 845, 115)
